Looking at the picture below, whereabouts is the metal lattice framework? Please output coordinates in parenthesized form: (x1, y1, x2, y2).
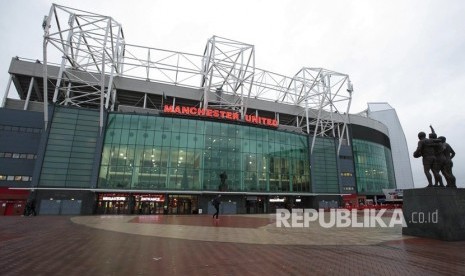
(291, 68, 353, 153)
(42, 4, 353, 152)
(201, 36, 255, 117)
(42, 4, 124, 131)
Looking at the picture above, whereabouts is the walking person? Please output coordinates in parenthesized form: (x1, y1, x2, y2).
(211, 194, 221, 219)
(29, 199, 36, 216)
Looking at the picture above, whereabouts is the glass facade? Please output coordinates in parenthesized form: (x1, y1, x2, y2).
(352, 139, 396, 195)
(39, 107, 99, 188)
(311, 138, 339, 193)
(98, 113, 311, 192)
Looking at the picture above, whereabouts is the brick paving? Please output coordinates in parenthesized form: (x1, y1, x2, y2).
(0, 215, 464, 275)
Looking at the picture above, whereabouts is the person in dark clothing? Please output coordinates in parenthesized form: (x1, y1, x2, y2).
(212, 195, 221, 219)
(24, 200, 36, 216)
(30, 200, 36, 216)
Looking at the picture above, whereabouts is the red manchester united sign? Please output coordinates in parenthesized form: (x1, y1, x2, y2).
(163, 105, 278, 128)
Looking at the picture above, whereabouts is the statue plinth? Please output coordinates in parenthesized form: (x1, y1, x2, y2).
(402, 188, 465, 241)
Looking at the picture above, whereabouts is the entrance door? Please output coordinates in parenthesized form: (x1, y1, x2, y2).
(168, 195, 198, 214)
(178, 199, 191, 214)
(5, 203, 14, 216)
(102, 201, 125, 214)
(106, 201, 128, 214)
(246, 197, 265, 214)
(136, 202, 163, 215)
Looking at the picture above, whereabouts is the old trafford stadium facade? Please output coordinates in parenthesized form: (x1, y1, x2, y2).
(0, 4, 413, 216)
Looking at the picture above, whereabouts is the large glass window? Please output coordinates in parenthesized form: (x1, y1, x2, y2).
(39, 107, 99, 188)
(98, 114, 311, 192)
(352, 139, 396, 195)
(311, 138, 339, 193)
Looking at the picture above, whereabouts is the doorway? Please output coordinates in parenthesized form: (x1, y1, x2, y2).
(246, 196, 265, 214)
(168, 195, 198, 214)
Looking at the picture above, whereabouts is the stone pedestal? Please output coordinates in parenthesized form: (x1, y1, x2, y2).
(402, 188, 465, 241)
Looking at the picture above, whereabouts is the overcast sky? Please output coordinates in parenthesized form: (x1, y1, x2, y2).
(1, 0, 464, 188)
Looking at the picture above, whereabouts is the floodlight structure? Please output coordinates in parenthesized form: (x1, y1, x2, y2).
(289, 68, 353, 154)
(236, 66, 353, 154)
(201, 36, 255, 118)
(42, 4, 124, 132)
(39, 4, 353, 153)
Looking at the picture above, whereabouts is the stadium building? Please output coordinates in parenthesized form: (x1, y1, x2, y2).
(0, 4, 413, 216)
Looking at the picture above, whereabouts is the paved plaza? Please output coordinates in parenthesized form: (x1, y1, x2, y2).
(1, 213, 464, 275)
